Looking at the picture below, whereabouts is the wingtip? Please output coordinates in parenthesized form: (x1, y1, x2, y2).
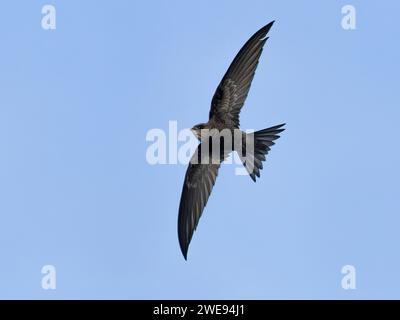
(181, 251, 188, 261)
(266, 20, 275, 30)
(259, 20, 275, 40)
(180, 245, 188, 260)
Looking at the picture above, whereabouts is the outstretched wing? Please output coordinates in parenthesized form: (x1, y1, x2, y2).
(178, 144, 220, 260)
(209, 21, 274, 128)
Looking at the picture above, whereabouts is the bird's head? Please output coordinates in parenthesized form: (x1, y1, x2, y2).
(191, 123, 208, 141)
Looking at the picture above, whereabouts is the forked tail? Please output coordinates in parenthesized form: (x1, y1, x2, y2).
(239, 123, 285, 182)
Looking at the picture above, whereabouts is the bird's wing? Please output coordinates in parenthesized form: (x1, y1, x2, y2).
(209, 21, 274, 128)
(178, 144, 221, 260)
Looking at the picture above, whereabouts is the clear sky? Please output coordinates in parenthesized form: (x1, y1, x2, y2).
(0, 0, 399, 299)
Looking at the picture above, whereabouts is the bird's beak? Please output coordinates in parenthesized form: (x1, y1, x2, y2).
(191, 128, 200, 140)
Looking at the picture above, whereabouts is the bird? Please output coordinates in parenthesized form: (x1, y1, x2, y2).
(178, 21, 285, 260)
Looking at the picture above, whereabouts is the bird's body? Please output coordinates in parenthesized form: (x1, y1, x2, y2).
(178, 21, 285, 260)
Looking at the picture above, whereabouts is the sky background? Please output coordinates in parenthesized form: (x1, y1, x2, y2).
(0, 0, 399, 299)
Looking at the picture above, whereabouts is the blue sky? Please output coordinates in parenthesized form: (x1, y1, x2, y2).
(0, 0, 399, 299)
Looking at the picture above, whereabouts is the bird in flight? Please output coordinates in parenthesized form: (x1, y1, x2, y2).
(178, 21, 285, 260)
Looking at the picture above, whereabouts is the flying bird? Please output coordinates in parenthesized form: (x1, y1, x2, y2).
(178, 21, 285, 260)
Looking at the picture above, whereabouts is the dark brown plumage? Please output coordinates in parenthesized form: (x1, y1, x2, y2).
(178, 21, 285, 260)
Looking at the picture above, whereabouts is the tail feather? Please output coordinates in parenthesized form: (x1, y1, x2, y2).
(239, 123, 285, 182)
